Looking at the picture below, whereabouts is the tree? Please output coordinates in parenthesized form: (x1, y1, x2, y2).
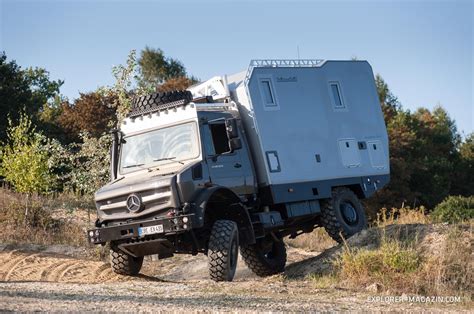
(0, 113, 55, 193)
(138, 46, 188, 89)
(375, 74, 400, 122)
(451, 133, 474, 196)
(366, 75, 464, 213)
(409, 106, 460, 207)
(23, 67, 64, 108)
(0, 52, 63, 142)
(67, 132, 111, 195)
(0, 53, 32, 141)
(58, 92, 117, 142)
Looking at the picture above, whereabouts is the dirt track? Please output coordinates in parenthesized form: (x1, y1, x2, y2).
(0, 247, 469, 312)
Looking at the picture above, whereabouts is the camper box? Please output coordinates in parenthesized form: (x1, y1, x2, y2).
(224, 60, 390, 204)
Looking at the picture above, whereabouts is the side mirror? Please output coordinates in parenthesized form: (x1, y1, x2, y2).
(225, 118, 239, 139)
(229, 138, 242, 152)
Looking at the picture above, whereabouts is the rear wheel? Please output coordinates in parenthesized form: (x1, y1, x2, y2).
(110, 242, 144, 276)
(208, 220, 239, 282)
(320, 187, 367, 243)
(240, 235, 287, 277)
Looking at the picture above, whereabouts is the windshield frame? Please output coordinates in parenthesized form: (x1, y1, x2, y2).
(118, 121, 201, 175)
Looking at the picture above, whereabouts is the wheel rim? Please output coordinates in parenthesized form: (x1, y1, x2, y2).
(340, 201, 358, 226)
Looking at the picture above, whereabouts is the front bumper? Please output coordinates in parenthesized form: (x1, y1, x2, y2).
(87, 214, 193, 245)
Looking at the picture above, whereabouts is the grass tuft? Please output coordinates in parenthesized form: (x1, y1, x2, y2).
(376, 206, 430, 227)
(335, 238, 420, 290)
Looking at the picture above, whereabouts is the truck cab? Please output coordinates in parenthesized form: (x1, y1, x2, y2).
(88, 59, 390, 282)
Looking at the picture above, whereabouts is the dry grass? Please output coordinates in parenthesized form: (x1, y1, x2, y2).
(0, 188, 94, 247)
(336, 237, 421, 292)
(309, 220, 474, 297)
(287, 207, 429, 253)
(418, 224, 473, 295)
(375, 206, 431, 227)
(301, 207, 472, 298)
(286, 228, 337, 252)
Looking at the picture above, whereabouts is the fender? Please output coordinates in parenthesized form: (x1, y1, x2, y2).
(191, 186, 256, 245)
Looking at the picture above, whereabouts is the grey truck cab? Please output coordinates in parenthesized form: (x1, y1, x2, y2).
(88, 60, 390, 281)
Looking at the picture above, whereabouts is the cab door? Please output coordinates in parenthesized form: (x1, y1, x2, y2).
(201, 121, 246, 195)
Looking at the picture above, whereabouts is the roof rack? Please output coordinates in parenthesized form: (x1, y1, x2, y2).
(244, 59, 325, 87)
(127, 99, 189, 118)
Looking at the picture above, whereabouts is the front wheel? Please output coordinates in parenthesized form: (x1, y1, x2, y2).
(320, 187, 367, 243)
(240, 235, 287, 277)
(208, 220, 239, 282)
(110, 242, 144, 276)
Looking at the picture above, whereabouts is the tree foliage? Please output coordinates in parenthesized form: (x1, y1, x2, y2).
(451, 133, 474, 196)
(58, 92, 117, 142)
(66, 133, 111, 195)
(0, 113, 55, 193)
(0, 52, 63, 142)
(138, 46, 187, 88)
(157, 76, 197, 92)
(367, 75, 472, 213)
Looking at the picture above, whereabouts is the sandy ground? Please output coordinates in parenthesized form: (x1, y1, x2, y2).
(0, 245, 470, 312)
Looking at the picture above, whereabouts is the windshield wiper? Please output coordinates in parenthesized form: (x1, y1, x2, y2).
(123, 163, 145, 169)
(153, 157, 184, 165)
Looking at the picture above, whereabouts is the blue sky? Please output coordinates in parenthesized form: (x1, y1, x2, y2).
(1, 0, 473, 135)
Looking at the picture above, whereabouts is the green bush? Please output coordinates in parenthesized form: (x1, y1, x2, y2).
(0, 113, 56, 193)
(66, 132, 111, 195)
(432, 195, 474, 223)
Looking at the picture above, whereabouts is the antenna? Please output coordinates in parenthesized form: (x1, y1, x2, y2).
(297, 45, 300, 60)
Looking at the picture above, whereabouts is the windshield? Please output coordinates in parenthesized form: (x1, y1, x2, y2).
(120, 122, 199, 174)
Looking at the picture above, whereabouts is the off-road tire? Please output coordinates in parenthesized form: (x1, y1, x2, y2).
(208, 220, 239, 282)
(132, 90, 192, 111)
(110, 243, 144, 276)
(320, 187, 367, 243)
(240, 236, 287, 277)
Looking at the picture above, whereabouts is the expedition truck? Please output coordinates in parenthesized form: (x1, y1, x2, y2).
(87, 59, 390, 281)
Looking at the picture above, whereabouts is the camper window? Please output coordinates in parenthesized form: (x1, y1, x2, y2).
(261, 80, 274, 105)
(329, 82, 345, 108)
(259, 78, 279, 109)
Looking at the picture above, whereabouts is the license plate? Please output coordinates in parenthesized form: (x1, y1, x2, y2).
(138, 224, 164, 236)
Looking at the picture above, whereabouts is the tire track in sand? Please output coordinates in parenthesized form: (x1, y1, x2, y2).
(2, 253, 41, 281)
(0, 251, 129, 283)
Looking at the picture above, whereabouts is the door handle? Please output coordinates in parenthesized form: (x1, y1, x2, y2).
(234, 163, 242, 168)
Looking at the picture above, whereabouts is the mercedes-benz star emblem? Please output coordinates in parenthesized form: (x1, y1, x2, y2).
(126, 193, 143, 213)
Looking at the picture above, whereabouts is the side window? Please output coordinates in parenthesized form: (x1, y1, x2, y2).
(329, 81, 345, 109)
(209, 123, 230, 155)
(201, 125, 216, 156)
(259, 77, 279, 110)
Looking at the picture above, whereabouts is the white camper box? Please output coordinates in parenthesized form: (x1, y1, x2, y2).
(190, 60, 389, 204)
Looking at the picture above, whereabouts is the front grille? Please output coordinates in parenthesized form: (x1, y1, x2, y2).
(97, 186, 172, 218)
